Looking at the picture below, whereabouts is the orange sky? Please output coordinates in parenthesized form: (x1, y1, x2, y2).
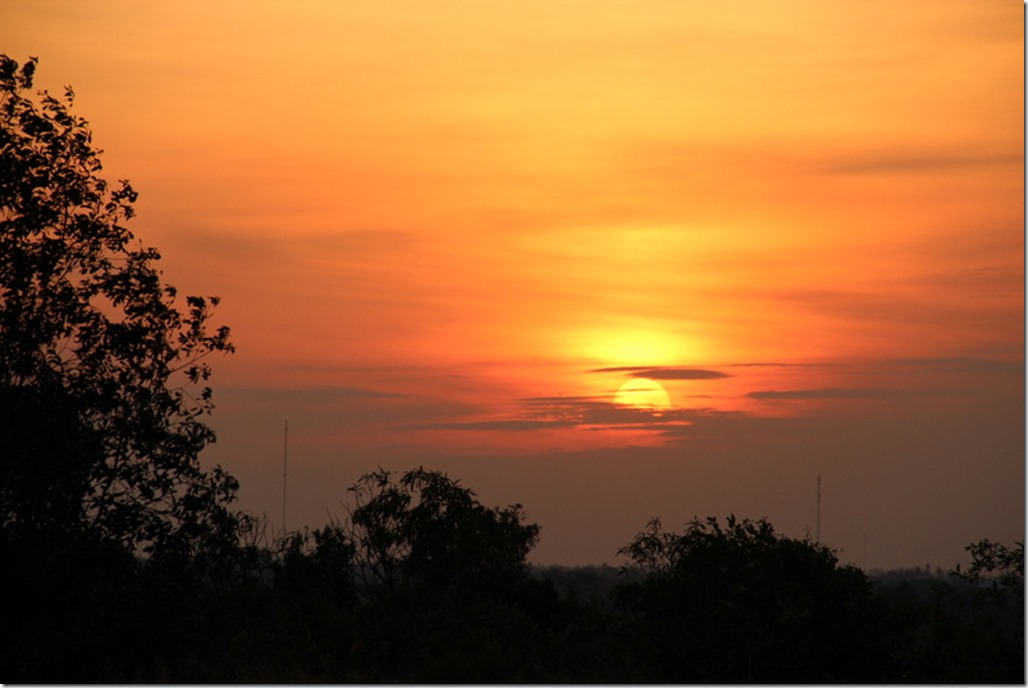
(3, 1, 1023, 568)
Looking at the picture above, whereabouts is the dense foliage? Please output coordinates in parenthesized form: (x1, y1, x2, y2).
(1, 53, 247, 682)
(347, 467, 539, 598)
(613, 515, 886, 682)
(0, 54, 242, 556)
(8, 485, 1022, 682)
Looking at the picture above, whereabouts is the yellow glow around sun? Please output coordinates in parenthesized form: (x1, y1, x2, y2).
(602, 338, 673, 365)
(614, 378, 672, 409)
(571, 327, 695, 367)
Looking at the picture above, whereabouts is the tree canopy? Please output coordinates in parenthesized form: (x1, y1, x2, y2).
(615, 515, 885, 682)
(0, 54, 241, 557)
(347, 467, 540, 599)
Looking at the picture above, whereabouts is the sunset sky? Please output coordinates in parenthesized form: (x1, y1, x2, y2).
(3, 1, 1023, 568)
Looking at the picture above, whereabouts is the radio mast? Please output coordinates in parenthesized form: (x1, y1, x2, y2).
(816, 474, 821, 544)
(282, 420, 288, 535)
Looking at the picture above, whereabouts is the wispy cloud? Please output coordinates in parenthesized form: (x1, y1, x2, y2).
(822, 150, 1023, 175)
(747, 388, 891, 401)
(723, 362, 820, 368)
(397, 419, 579, 432)
(233, 385, 405, 402)
(885, 357, 1024, 374)
(215, 385, 478, 436)
(400, 394, 742, 436)
(590, 366, 730, 380)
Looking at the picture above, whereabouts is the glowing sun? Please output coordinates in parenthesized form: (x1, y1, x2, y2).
(614, 377, 671, 410)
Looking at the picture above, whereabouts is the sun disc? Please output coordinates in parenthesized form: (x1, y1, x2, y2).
(614, 377, 671, 409)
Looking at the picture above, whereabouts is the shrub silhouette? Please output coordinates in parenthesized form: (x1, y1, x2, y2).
(614, 515, 890, 682)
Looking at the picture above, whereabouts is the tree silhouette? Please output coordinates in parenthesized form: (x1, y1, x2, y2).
(615, 515, 889, 682)
(954, 538, 1024, 602)
(0, 55, 242, 556)
(347, 467, 540, 599)
(342, 468, 546, 680)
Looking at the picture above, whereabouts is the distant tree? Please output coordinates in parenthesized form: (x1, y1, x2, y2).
(347, 467, 540, 599)
(953, 538, 1024, 602)
(275, 523, 357, 607)
(341, 468, 544, 680)
(936, 537, 1025, 682)
(615, 515, 889, 682)
(0, 54, 242, 557)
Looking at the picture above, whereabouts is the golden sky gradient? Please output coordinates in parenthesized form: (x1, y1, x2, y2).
(3, 1, 1023, 567)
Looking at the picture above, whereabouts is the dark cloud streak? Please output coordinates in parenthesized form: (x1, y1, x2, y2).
(822, 150, 1022, 175)
(589, 366, 730, 380)
(228, 385, 404, 402)
(886, 357, 1024, 374)
(399, 419, 579, 432)
(400, 394, 741, 436)
(748, 388, 893, 401)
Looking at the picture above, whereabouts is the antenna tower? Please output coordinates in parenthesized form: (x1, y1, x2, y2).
(282, 420, 288, 535)
(816, 474, 821, 544)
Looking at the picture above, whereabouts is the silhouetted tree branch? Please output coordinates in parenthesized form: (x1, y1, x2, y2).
(0, 54, 243, 556)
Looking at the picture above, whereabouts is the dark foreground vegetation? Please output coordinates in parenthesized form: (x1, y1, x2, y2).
(1, 54, 1023, 683)
(4, 470, 1024, 683)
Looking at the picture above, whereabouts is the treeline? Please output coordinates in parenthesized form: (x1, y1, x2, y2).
(4, 467, 1023, 683)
